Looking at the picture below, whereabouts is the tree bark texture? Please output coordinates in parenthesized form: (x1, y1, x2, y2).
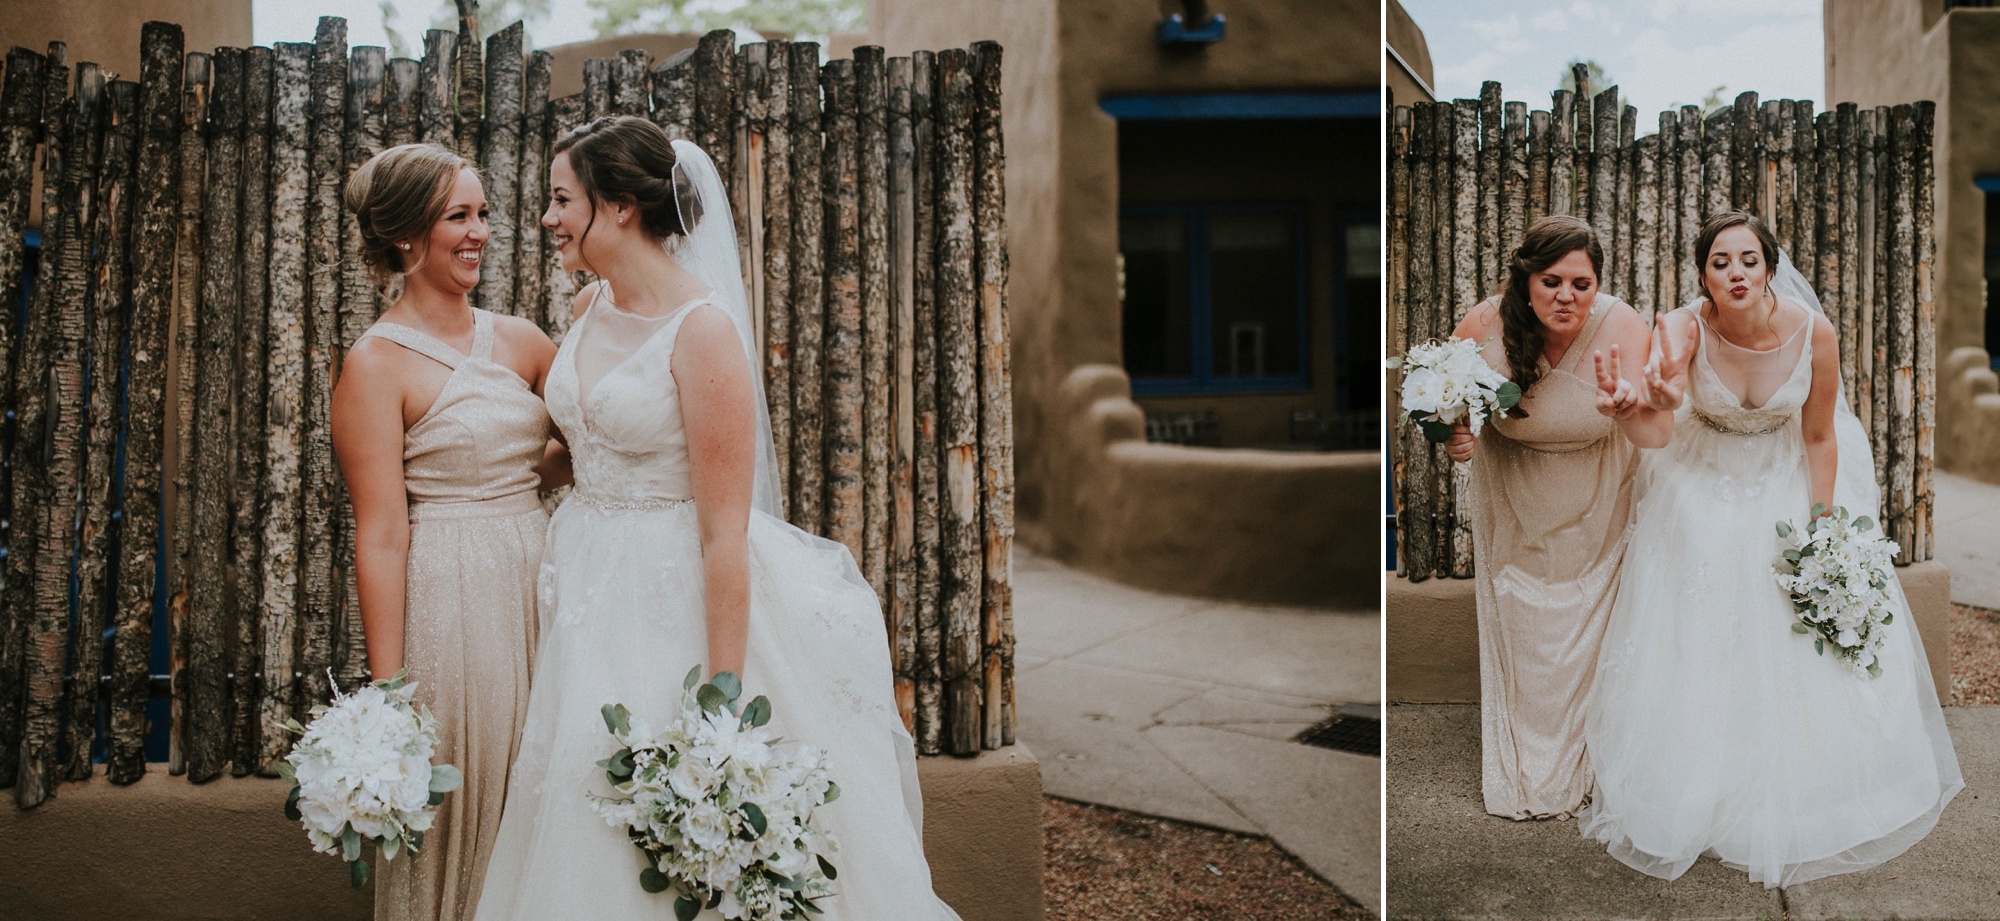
(933, 50, 981, 755)
(886, 54, 917, 733)
(418, 31, 456, 152)
(231, 45, 274, 775)
(786, 44, 825, 535)
(970, 42, 1013, 748)
(0, 47, 46, 791)
(297, 20, 346, 713)
(857, 47, 892, 601)
(756, 43, 792, 517)
(478, 24, 521, 317)
(515, 51, 550, 331)
(451, 4, 481, 162)
(908, 50, 942, 752)
(651, 54, 695, 141)
(612, 49, 649, 118)
(581, 58, 610, 122)
(166, 52, 210, 776)
(820, 61, 863, 556)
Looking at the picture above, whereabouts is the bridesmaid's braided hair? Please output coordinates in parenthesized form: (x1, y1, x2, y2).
(552, 115, 703, 255)
(343, 143, 473, 288)
(1497, 215, 1603, 402)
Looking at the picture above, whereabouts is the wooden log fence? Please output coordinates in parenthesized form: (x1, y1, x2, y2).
(0, 14, 1014, 807)
(1390, 75, 1937, 583)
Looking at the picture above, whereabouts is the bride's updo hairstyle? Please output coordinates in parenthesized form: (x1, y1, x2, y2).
(551, 115, 703, 252)
(344, 143, 472, 287)
(1692, 209, 1781, 303)
(1497, 214, 1602, 399)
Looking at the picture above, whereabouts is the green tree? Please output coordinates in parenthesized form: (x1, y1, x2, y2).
(586, 0, 865, 40)
(1557, 58, 1612, 101)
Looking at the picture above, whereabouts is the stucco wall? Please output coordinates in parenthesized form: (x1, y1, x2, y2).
(1386, 0, 1434, 106)
(1826, 2, 2000, 480)
(872, 0, 1380, 604)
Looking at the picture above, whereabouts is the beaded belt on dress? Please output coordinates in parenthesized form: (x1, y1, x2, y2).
(408, 490, 544, 521)
(1690, 406, 1790, 436)
(569, 492, 694, 511)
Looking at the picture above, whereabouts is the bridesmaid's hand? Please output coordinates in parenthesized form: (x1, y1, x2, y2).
(1594, 345, 1639, 420)
(1444, 422, 1475, 464)
(1641, 320, 1697, 412)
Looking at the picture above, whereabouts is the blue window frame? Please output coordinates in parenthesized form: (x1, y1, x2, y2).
(1121, 203, 1311, 396)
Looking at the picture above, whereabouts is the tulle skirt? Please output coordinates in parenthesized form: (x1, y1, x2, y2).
(1578, 408, 1961, 887)
(473, 500, 960, 920)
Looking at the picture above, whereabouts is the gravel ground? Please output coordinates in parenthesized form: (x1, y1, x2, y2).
(1041, 797, 1375, 921)
(1950, 603, 2000, 706)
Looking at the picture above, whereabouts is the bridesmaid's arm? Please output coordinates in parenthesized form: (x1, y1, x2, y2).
(675, 305, 756, 682)
(332, 341, 413, 680)
(1596, 304, 1675, 448)
(1801, 312, 1841, 515)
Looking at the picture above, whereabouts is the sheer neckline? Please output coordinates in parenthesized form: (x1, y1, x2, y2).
(1694, 300, 1812, 354)
(597, 280, 715, 323)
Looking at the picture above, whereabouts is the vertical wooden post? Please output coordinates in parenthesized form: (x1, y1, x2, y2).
(26, 60, 99, 801)
(0, 45, 44, 791)
(1616, 104, 1635, 294)
(908, 50, 942, 752)
(650, 53, 695, 141)
(612, 49, 650, 117)
(1402, 103, 1436, 582)
(820, 60, 863, 553)
(787, 45, 825, 534)
(1872, 106, 1891, 492)
(515, 51, 550, 331)
(478, 24, 522, 316)
(344, 47, 386, 343)
(543, 94, 585, 342)
(1632, 134, 1658, 320)
(934, 48, 982, 754)
(1812, 111, 1837, 302)
(1448, 97, 1478, 578)
(1571, 66, 1590, 219)
(1703, 108, 1730, 218)
(1731, 91, 1757, 210)
(1501, 101, 1526, 270)
(1676, 107, 1700, 306)
(1390, 105, 1412, 579)
(452, 0, 481, 162)
(108, 25, 181, 783)
(182, 47, 242, 783)
(694, 31, 736, 190)
(1887, 105, 1916, 561)
(1527, 109, 1549, 226)
(296, 19, 347, 712)
(231, 45, 273, 775)
(739, 45, 766, 347)
(383, 57, 418, 151)
(418, 31, 456, 152)
(1838, 103, 1861, 408)
(166, 51, 210, 776)
(1655, 110, 1678, 311)
(857, 47, 892, 599)
(1547, 91, 1573, 218)
(581, 58, 611, 122)
(1477, 83, 1500, 295)
(887, 55, 917, 732)
(759, 43, 793, 515)
(257, 41, 312, 773)
(1791, 102, 1817, 294)
(1857, 107, 1879, 428)
(1913, 101, 1936, 562)
(1589, 87, 1616, 283)
(72, 77, 138, 782)
(970, 41, 1013, 748)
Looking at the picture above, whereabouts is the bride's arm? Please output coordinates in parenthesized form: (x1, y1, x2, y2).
(675, 305, 757, 681)
(1801, 312, 1841, 514)
(332, 341, 413, 680)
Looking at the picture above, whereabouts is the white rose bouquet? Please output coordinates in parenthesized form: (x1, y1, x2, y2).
(1385, 338, 1522, 443)
(1774, 504, 1901, 678)
(276, 670, 463, 889)
(590, 666, 840, 921)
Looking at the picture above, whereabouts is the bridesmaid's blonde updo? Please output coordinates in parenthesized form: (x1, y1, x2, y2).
(552, 115, 702, 248)
(343, 143, 473, 286)
(1497, 214, 1603, 401)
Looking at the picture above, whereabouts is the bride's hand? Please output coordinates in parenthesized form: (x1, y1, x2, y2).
(1594, 345, 1638, 420)
(1444, 422, 1475, 464)
(1641, 320, 1697, 412)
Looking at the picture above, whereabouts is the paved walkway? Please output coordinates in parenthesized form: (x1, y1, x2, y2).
(1011, 550, 1382, 915)
(1387, 470, 2000, 919)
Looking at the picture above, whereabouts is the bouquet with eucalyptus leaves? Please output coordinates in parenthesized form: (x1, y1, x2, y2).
(590, 666, 840, 921)
(1774, 504, 1902, 678)
(277, 670, 463, 889)
(1386, 337, 1523, 443)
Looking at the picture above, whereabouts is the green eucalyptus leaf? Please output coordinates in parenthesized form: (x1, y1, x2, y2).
(1418, 420, 1454, 444)
(1783, 549, 1802, 562)
(673, 894, 699, 919)
(428, 790, 445, 807)
(743, 802, 768, 837)
(1882, 612, 1893, 625)
(350, 858, 370, 890)
(711, 671, 743, 704)
(1384, 356, 1404, 370)
(1867, 661, 1883, 678)
(602, 703, 631, 737)
(430, 764, 463, 793)
(824, 781, 841, 804)
(1811, 502, 1827, 518)
(1854, 515, 1873, 532)
(341, 827, 362, 863)
(382, 832, 403, 862)
(642, 867, 673, 895)
(696, 684, 729, 714)
(407, 829, 425, 854)
(1815, 638, 1826, 656)
(284, 718, 307, 735)
(1776, 520, 1792, 538)
(610, 748, 636, 779)
(742, 696, 772, 729)
(817, 854, 839, 881)
(284, 785, 303, 822)
(683, 664, 703, 692)
(1791, 622, 1810, 634)
(1496, 380, 1524, 409)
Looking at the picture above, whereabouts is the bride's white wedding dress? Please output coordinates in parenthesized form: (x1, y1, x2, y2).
(471, 291, 961, 919)
(1579, 296, 1962, 888)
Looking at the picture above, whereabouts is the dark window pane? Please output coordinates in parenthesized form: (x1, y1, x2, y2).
(1344, 222, 1381, 407)
(1121, 214, 1191, 379)
(1209, 212, 1300, 379)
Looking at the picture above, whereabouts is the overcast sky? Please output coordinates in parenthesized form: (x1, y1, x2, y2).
(1400, 0, 1824, 131)
(254, 0, 631, 54)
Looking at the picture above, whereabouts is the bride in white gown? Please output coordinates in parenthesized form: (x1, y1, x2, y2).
(1580, 210, 1961, 888)
(475, 116, 960, 920)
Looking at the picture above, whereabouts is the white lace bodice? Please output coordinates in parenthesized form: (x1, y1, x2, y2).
(545, 296, 718, 504)
(1685, 305, 1815, 436)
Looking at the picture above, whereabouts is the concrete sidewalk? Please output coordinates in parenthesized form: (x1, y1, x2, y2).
(1387, 703, 2000, 920)
(1933, 469, 2000, 610)
(1011, 550, 1383, 915)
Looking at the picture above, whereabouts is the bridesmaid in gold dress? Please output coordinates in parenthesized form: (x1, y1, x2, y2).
(331, 144, 567, 920)
(1444, 214, 1677, 820)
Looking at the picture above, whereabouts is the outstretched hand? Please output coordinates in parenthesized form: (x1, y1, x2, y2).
(1641, 319, 1698, 412)
(1594, 344, 1639, 420)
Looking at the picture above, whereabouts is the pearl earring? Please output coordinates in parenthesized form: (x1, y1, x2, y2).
(400, 242, 411, 250)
